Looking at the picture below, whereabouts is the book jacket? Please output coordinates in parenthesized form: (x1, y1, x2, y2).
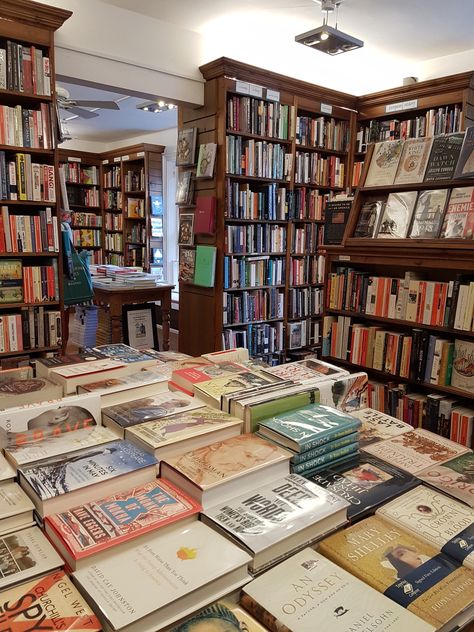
(364, 140, 404, 187)
(417, 452, 474, 508)
(351, 408, 413, 448)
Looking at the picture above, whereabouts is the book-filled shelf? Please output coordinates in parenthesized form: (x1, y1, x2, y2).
(0, 342, 472, 631)
(0, 0, 71, 363)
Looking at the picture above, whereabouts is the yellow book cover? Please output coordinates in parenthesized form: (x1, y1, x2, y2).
(318, 514, 474, 630)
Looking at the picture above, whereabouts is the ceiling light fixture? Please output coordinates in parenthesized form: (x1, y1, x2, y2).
(137, 100, 177, 113)
(295, 0, 363, 55)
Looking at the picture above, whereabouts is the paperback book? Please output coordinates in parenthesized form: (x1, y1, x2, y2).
(171, 602, 268, 632)
(262, 357, 347, 383)
(408, 189, 449, 238)
(364, 139, 404, 187)
(171, 361, 248, 393)
(0, 482, 35, 536)
(351, 407, 413, 448)
(318, 515, 474, 631)
(417, 452, 474, 507)
(440, 186, 474, 239)
(376, 191, 418, 238)
(193, 371, 276, 409)
(394, 137, 433, 185)
(176, 127, 197, 166)
(377, 485, 474, 570)
(451, 338, 474, 391)
(48, 359, 131, 394)
(91, 344, 158, 368)
(424, 132, 464, 181)
(310, 453, 419, 522)
(453, 126, 474, 178)
(316, 371, 368, 413)
(201, 473, 348, 574)
(323, 199, 353, 245)
(240, 548, 434, 632)
(0, 452, 15, 483)
(45, 479, 201, 570)
(179, 247, 196, 283)
(353, 200, 384, 238)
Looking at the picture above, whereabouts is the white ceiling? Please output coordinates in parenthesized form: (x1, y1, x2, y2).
(100, 0, 474, 62)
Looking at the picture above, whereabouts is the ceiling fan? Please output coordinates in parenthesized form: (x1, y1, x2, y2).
(56, 85, 121, 119)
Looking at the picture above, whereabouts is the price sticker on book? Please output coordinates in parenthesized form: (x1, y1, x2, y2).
(266, 89, 280, 102)
(321, 102, 333, 115)
(235, 80, 250, 95)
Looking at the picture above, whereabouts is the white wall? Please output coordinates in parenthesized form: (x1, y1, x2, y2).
(59, 127, 177, 155)
(416, 48, 474, 81)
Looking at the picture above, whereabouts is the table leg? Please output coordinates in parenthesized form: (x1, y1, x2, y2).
(161, 292, 171, 351)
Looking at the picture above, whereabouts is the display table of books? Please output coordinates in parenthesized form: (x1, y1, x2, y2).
(0, 344, 472, 631)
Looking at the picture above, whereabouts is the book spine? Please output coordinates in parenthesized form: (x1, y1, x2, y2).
(291, 443, 359, 474)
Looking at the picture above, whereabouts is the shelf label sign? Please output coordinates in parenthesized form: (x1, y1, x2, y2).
(249, 83, 264, 98)
(121, 155, 130, 161)
(321, 103, 333, 115)
(266, 89, 280, 102)
(137, 152, 145, 157)
(338, 255, 351, 261)
(102, 159, 109, 164)
(114, 157, 121, 162)
(385, 99, 418, 113)
(68, 156, 81, 162)
(235, 80, 250, 95)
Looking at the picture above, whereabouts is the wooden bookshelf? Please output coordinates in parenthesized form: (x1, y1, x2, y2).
(0, 0, 70, 363)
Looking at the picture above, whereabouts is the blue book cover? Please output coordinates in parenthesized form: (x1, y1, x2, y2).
(19, 440, 157, 500)
(292, 444, 360, 474)
(258, 403, 361, 452)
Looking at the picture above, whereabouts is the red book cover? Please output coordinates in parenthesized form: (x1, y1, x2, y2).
(45, 479, 201, 561)
(194, 196, 216, 235)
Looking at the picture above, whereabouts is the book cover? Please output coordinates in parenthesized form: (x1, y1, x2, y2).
(176, 170, 193, 205)
(49, 358, 126, 379)
(0, 452, 15, 482)
(377, 486, 473, 570)
(194, 372, 276, 407)
(353, 200, 384, 238)
(0, 526, 63, 590)
(241, 547, 434, 632)
(424, 132, 464, 181)
(0, 392, 101, 450)
(451, 338, 474, 391)
(72, 521, 251, 632)
(363, 428, 470, 474)
(91, 343, 157, 366)
(440, 186, 474, 239)
(258, 403, 361, 452)
(317, 372, 368, 413)
(318, 515, 474, 630)
(19, 440, 157, 501)
(35, 350, 107, 377)
(364, 140, 404, 187)
(171, 602, 268, 632)
(103, 390, 204, 429)
(79, 366, 170, 395)
(161, 433, 291, 491)
(394, 137, 433, 185)
(194, 244, 217, 287)
(176, 127, 197, 166)
(351, 407, 413, 448)
(126, 406, 243, 450)
(417, 452, 474, 508)
(311, 454, 419, 522)
(46, 479, 200, 561)
(194, 196, 216, 235)
(172, 361, 248, 389)
(196, 142, 217, 178)
(323, 199, 353, 245)
(376, 191, 418, 238)
(408, 189, 449, 238)
(0, 376, 63, 412)
(179, 246, 196, 283)
(202, 474, 348, 571)
(178, 212, 194, 246)
(453, 126, 474, 178)
(0, 482, 34, 531)
(263, 358, 347, 383)
(0, 570, 101, 630)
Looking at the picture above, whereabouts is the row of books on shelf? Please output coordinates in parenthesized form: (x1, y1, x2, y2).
(295, 114, 350, 151)
(72, 229, 101, 248)
(61, 162, 99, 185)
(223, 288, 284, 326)
(288, 286, 323, 319)
(105, 233, 123, 251)
(0, 152, 55, 201)
(227, 95, 292, 140)
(0, 41, 51, 95)
(327, 267, 474, 332)
(105, 211, 123, 230)
(223, 323, 284, 358)
(0, 206, 58, 252)
(66, 186, 99, 208)
(323, 313, 474, 393)
(292, 222, 322, 253)
(126, 225, 146, 243)
(225, 223, 287, 254)
(226, 135, 293, 180)
(103, 165, 121, 188)
(0, 307, 61, 352)
(126, 245, 146, 267)
(356, 104, 463, 151)
(124, 167, 144, 192)
(103, 189, 121, 209)
(0, 103, 53, 149)
(223, 254, 285, 289)
(294, 151, 345, 188)
(289, 253, 324, 285)
(0, 258, 58, 303)
(72, 211, 102, 227)
(126, 197, 144, 217)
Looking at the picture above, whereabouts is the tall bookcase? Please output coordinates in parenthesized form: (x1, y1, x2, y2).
(0, 0, 70, 363)
(178, 57, 356, 360)
(58, 149, 102, 264)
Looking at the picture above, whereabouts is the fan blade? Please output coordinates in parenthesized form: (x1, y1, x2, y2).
(73, 100, 120, 110)
(66, 106, 100, 119)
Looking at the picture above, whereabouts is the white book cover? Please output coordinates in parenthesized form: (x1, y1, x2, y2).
(394, 137, 433, 185)
(242, 548, 434, 632)
(364, 140, 404, 187)
(0, 483, 34, 522)
(0, 453, 15, 482)
(50, 359, 126, 378)
(451, 338, 474, 391)
(377, 485, 474, 570)
(0, 526, 63, 590)
(73, 521, 251, 631)
(351, 407, 413, 448)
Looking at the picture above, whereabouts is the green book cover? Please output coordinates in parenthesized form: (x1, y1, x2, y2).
(258, 403, 361, 452)
(292, 443, 360, 474)
(193, 245, 216, 287)
(291, 431, 359, 464)
(299, 452, 361, 478)
(247, 389, 321, 433)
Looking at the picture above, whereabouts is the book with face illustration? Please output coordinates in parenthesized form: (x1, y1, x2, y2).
(318, 515, 474, 631)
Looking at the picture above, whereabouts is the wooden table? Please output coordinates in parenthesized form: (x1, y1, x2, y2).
(92, 282, 175, 350)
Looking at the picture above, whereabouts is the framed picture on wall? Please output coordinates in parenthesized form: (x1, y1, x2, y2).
(122, 303, 159, 350)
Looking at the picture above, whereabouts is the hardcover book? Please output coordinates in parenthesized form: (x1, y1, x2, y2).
(193, 371, 276, 409)
(311, 454, 419, 522)
(440, 186, 474, 239)
(323, 199, 353, 245)
(424, 132, 464, 181)
(171, 361, 249, 393)
(0, 526, 63, 590)
(175, 170, 193, 205)
(178, 212, 194, 245)
(351, 407, 413, 448)
(35, 349, 107, 378)
(91, 344, 158, 368)
(262, 358, 347, 383)
(48, 359, 131, 394)
(258, 403, 361, 453)
(417, 452, 474, 508)
(102, 390, 205, 435)
(126, 406, 243, 461)
(394, 137, 433, 185)
(77, 367, 170, 406)
(194, 195, 216, 235)
(160, 433, 292, 510)
(196, 142, 217, 178)
(376, 191, 418, 238)
(179, 246, 196, 283)
(73, 521, 251, 632)
(45, 479, 201, 570)
(353, 200, 384, 238)
(318, 515, 474, 631)
(0, 452, 15, 483)
(316, 372, 368, 413)
(194, 244, 217, 287)
(364, 140, 404, 187)
(18, 440, 158, 516)
(0, 570, 101, 631)
(408, 189, 449, 238)
(377, 485, 474, 570)
(362, 428, 471, 475)
(453, 126, 474, 178)
(202, 473, 348, 574)
(0, 392, 101, 451)
(0, 376, 63, 411)
(171, 602, 268, 632)
(176, 127, 197, 166)
(0, 482, 35, 536)
(241, 547, 434, 632)
(451, 338, 474, 391)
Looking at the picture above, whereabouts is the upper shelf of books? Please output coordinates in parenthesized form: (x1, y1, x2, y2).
(343, 129, 474, 248)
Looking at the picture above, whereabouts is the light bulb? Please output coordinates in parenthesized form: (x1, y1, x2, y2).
(158, 100, 165, 107)
(320, 31, 329, 41)
(143, 106, 149, 111)
(168, 104, 175, 110)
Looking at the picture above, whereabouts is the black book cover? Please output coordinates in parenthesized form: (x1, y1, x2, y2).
(353, 200, 384, 238)
(424, 132, 464, 181)
(310, 453, 419, 522)
(323, 199, 352, 245)
(453, 127, 474, 179)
